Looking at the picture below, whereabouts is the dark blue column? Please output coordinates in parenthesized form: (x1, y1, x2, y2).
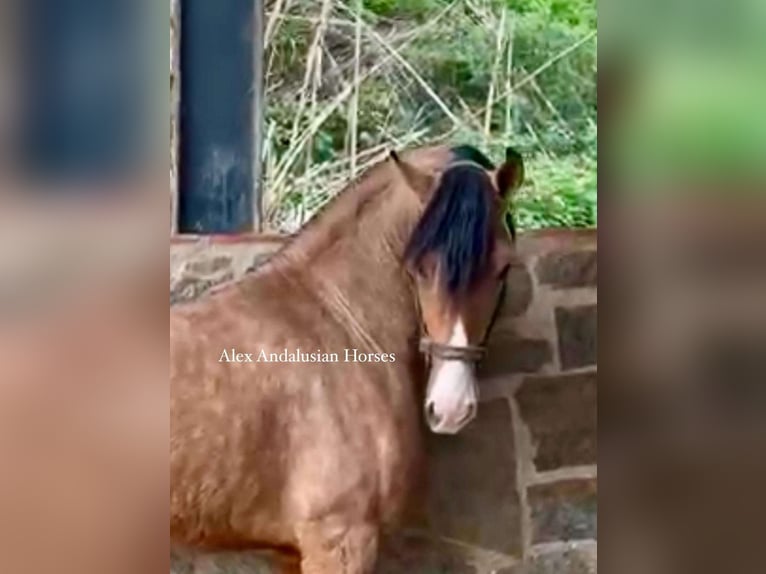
(178, 0, 260, 233)
(20, 0, 148, 182)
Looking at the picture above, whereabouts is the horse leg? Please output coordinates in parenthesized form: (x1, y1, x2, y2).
(297, 522, 379, 574)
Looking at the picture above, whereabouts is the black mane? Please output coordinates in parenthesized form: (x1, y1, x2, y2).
(404, 146, 497, 296)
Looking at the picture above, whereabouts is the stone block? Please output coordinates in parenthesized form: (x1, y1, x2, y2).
(528, 479, 597, 544)
(516, 372, 597, 471)
(536, 250, 597, 289)
(170, 273, 232, 305)
(377, 531, 518, 573)
(502, 264, 534, 318)
(555, 306, 597, 369)
(171, 550, 274, 574)
(422, 399, 522, 556)
(480, 332, 553, 378)
(376, 534, 478, 574)
(500, 541, 597, 574)
(184, 255, 233, 277)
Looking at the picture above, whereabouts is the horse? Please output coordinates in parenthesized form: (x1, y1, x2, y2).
(170, 143, 525, 573)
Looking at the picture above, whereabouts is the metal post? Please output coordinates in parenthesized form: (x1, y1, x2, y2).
(252, 0, 265, 232)
(178, 0, 262, 234)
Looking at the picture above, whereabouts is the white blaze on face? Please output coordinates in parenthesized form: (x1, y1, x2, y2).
(424, 319, 479, 434)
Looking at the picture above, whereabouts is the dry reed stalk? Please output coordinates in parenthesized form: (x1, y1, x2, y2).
(287, 0, 333, 151)
(336, 2, 464, 130)
(484, 9, 507, 140)
(265, 0, 294, 48)
(348, 0, 363, 179)
(505, 16, 515, 140)
(442, 29, 597, 141)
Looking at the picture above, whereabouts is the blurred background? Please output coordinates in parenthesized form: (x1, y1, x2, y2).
(0, 0, 169, 572)
(602, 0, 766, 572)
(0, 0, 765, 571)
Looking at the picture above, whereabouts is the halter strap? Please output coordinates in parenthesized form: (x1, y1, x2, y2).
(419, 337, 486, 363)
(444, 159, 488, 173)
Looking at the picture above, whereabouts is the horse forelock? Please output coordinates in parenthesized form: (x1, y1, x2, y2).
(404, 146, 498, 297)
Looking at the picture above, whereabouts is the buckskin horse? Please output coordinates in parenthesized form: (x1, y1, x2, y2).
(170, 144, 524, 573)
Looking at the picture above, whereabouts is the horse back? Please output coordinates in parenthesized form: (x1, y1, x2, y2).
(170, 270, 422, 549)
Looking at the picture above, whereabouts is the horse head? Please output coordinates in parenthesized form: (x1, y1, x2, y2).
(392, 146, 524, 434)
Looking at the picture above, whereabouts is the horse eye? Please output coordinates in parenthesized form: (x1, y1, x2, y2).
(411, 261, 429, 279)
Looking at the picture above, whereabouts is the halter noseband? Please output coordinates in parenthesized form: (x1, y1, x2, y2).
(419, 337, 487, 363)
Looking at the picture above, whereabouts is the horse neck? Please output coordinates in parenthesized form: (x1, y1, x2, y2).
(276, 166, 423, 354)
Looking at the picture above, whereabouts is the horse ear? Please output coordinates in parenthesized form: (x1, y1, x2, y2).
(390, 150, 434, 198)
(496, 146, 525, 198)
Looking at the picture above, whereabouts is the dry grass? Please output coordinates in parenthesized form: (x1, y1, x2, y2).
(262, 0, 596, 232)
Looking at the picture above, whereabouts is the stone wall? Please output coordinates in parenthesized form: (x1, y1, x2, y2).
(170, 229, 597, 574)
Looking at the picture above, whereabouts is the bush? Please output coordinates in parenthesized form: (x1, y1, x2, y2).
(264, 0, 597, 231)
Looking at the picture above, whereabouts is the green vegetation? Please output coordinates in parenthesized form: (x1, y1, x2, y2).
(264, 0, 597, 231)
